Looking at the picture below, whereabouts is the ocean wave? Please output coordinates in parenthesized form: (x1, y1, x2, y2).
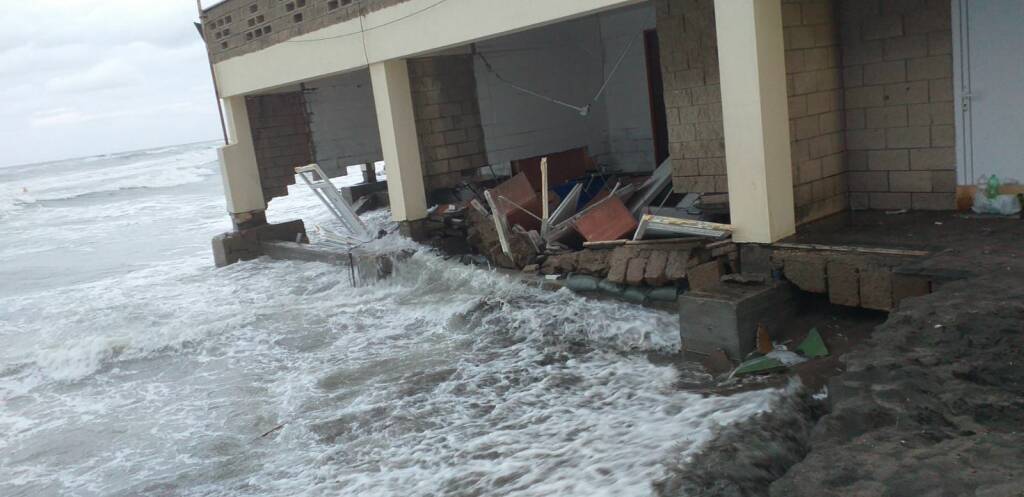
(0, 147, 219, 207)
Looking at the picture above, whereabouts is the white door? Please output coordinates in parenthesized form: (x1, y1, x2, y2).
(954, 0, 1024, 185)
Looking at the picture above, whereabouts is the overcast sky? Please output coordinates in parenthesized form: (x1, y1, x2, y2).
(0, 0, 225, 167)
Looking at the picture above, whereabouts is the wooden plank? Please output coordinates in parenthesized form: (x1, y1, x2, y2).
(582, 237, 706, 248)
(633, 214, 733, 240)
(484, 190, 512, 257)
(541, 157, 550, 224)
(772, 242, 930, 257)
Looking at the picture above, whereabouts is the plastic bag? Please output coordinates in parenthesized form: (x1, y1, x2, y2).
(972, 191, 1022, 215)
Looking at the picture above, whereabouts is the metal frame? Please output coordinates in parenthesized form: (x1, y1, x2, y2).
(296, 163, 372, 241)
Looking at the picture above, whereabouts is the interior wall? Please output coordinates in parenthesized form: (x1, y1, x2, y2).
(655, 0, 727, 194)
(784, 0, 848, 225)
(304, 70, 384, 178)
(840, 0, 956, 211)
(599, 6, 658, 171)
(473, 3, 656, 172)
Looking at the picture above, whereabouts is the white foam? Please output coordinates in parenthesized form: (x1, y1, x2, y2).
(0, 145, 787, 497)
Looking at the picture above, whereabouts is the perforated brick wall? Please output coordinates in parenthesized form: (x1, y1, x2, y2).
(408, 55, 488, 192)
(840, 0, 956, 211)
(246, 92, 314, 202)
(202, 0, 415, 64)
(783, 0, 848, 224)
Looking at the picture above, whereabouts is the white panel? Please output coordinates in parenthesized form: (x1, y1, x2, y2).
(472, 4, 655, 171)
(958, 0, 1024, 184)
(305, 70, 384, 177)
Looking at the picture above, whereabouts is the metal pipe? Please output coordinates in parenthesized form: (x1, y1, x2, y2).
(195, 0, 229, 145)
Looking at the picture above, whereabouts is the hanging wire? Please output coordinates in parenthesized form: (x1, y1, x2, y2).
(473, 10, 654, 117)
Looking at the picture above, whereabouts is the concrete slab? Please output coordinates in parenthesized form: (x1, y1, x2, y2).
(679, 282, 796, 361)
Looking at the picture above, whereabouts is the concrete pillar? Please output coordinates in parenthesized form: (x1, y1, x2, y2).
(217, 95, 266, 226)
(713, 0, 796, 243)
(369, 59, 428, 223)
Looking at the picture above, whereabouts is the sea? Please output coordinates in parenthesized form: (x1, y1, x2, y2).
(0, 141, 786, 497)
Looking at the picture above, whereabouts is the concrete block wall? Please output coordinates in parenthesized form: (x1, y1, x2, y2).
(655, 0, 727, 194)
(839, 0, 956, 211)
(408, 55, 489, 192)
(783, 0, 848, 224)
(304, 70, 384, 177)
(246, 92, 314, 202)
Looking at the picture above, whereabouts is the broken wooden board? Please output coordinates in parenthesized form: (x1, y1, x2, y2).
(772, 242, 930, 257)
(574, 196, 638, 242)
(483, 190, 513, 257)
(582, 237, 706, 248)
(490, 172, 537, 217)
(511, 147, 593, 191)
(633, 214, 733, 240)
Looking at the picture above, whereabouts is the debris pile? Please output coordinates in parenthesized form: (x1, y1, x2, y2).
(417, 149, 748, 303)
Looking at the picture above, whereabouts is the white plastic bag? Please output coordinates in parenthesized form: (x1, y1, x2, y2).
(972, 191, 1022, 215)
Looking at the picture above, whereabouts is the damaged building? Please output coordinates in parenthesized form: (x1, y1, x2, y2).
(201, 0, 1023, 360)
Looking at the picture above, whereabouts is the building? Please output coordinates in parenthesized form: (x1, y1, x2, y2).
(199, 0, 1017, 247)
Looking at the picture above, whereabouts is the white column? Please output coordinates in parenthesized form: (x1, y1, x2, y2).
(217, 95, 266, 216)
(714, 0, 796, 243)
(369, 59, 428, 223)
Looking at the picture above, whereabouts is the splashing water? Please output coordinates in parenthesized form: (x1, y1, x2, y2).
(0, 143, 789, 497)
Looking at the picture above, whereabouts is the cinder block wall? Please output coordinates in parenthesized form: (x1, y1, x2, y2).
(656, 0, 726, 194)
(783, 0, 848, 224)
(840, 0, 956, 211)
(246, 92, 314, 202)
(408, 55, 489, 192)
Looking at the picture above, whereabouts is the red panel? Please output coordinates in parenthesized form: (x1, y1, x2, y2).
(574, 196, 638, 242)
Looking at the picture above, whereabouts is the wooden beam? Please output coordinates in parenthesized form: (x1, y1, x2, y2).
(772, 242, 930, 257)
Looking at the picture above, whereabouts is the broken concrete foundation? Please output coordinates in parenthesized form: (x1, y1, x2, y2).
(679, 282, 796, 361)
(212, 219, 309, 267)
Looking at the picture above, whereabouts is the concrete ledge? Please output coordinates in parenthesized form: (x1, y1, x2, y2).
(211, 219, 308, 267)
(260, 241, 410, 286)
(678, 282, 796, 361)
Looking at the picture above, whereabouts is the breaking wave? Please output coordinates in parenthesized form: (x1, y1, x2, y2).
(0, 143, 790, 497)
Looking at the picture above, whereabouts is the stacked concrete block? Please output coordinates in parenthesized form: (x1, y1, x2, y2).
(655, 0, 727, 194)
(408, 55, 489, 193)
(840, 0, 956, 211)
(772, 248, 933, 310)
(783, 0, 849, 224)
(246, 92, 315, 202)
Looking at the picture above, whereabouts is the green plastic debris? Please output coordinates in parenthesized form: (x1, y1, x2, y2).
(597, 279, 626, 296)
(796, 328, 829, 358)
(733, 356, 787, 376)
(648, 287, 680, 302)
(622, 287, 649, 304)
(566, 274, 600, 292)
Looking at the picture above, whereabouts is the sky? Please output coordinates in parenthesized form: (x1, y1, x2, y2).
(0, 0, 227, 167)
